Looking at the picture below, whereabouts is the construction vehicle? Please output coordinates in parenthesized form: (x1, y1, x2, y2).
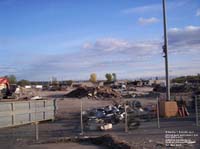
(0, 77, 18, 99)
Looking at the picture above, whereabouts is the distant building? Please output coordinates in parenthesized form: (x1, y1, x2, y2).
(25, 85, 31, 89)
(127, 80, 149, 87)
(35, 85, 43, 89)
(149, 79, 166, 86)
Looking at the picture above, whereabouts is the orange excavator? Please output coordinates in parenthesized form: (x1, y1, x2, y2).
(0, 77, 17, 99)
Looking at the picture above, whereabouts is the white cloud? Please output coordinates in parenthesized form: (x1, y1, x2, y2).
(83, 38, 161, 56)
(83, 25, 200, 60)
(3, 25, 200, 80)
(168, 28, 180, 32)
(196, 9, 200, 16)
(122, 0, 188, 14)
(184, 25, 200, 31)
(169, 25, 200, 33)
(84, 25, 200, 57)
(122, 4, 161, 14)
(84, 38, 129, 52)
(138, 17, 159, 25)
(168, 25, 200, 53)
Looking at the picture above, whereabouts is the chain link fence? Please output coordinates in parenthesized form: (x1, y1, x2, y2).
(0, 95, 199, 148)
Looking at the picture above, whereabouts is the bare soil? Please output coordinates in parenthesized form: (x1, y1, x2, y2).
(16, 143, 105, 149)
(0, 90, 199, 149)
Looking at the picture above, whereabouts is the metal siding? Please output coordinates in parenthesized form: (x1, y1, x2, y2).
(0, 103, 11, 112)
(0, 111, 12, 117)
(0, 116, 12, 127)
(45, 111, 54, 119)
(15, 113, 30, 125)
(15, 102, 29, 111)
(0, 100, 56, 128)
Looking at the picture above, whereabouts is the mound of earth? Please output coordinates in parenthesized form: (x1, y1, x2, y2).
(65, 86, 121, 99)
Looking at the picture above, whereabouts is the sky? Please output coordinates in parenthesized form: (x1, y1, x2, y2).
(0, 0, 200, 81)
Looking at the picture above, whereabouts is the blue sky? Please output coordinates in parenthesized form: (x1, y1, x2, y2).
(0, 0, 200, 81)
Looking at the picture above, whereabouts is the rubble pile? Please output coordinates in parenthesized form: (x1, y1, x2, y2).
(95, 87, 121, 99)
(65, 87, 94, 98)
(83, 101, 157, 131)
(65, 86, 121, 99)
(83, 104, 125, 129)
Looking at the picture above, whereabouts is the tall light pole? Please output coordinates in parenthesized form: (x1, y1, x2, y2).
(162, 0, 170, 101)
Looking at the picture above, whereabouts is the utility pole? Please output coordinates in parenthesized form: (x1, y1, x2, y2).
(162, 0, 170, 101)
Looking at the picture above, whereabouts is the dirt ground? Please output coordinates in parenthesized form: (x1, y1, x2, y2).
(0, 90, 199, 149)
(16, 142, 105, 149)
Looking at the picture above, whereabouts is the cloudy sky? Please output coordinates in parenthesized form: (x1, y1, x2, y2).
(0, 0, 200, 81)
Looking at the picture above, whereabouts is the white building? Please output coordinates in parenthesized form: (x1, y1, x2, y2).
(149, 79, 166, 86)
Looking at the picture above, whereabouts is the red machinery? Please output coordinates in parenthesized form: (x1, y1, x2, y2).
(0, 77, 11, 99)
(0, 77, 10, 88)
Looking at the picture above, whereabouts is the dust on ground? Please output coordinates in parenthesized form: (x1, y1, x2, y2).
(0, 90, 199, 149)
(16, 143, 105, 149)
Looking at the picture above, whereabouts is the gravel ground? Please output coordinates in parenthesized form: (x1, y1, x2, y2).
(16, 143, 105, 149)
(0, 91, 199, 149)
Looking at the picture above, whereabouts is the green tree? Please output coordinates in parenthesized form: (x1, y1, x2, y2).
(105, 73, 113, 82)
(6, 75, 17, 84)
(17, 79, 30, 87)
(112, 73, 117, 82)
(90, 73, 97, 83)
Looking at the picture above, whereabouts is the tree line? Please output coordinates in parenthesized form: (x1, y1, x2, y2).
(89, 73, 117, 83)
(3, 73, 118, 87)
(171, 74, 200, 84)
(4, 75, 31, 86)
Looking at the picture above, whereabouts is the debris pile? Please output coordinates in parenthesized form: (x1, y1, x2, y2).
(65, 87, 93, 98)
(83, 104, 124, 131)
(65, 86, 121, 99)
(83, 101, 155, 131)
(95, 87, 121, 99)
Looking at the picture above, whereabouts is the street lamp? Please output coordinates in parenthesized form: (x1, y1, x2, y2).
(162, 0, 170, 101)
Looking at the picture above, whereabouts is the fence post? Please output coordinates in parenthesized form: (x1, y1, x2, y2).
(80, 99, 83, 135)
(195, 96, 199, 126)
(34, 101, 39, 141)
(53, 99, 57, 120)
(11, 102, 15, 125)
(35, 122, 39, 141)
(125, 104, 128, 132)
(157, 97, 160, 128)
